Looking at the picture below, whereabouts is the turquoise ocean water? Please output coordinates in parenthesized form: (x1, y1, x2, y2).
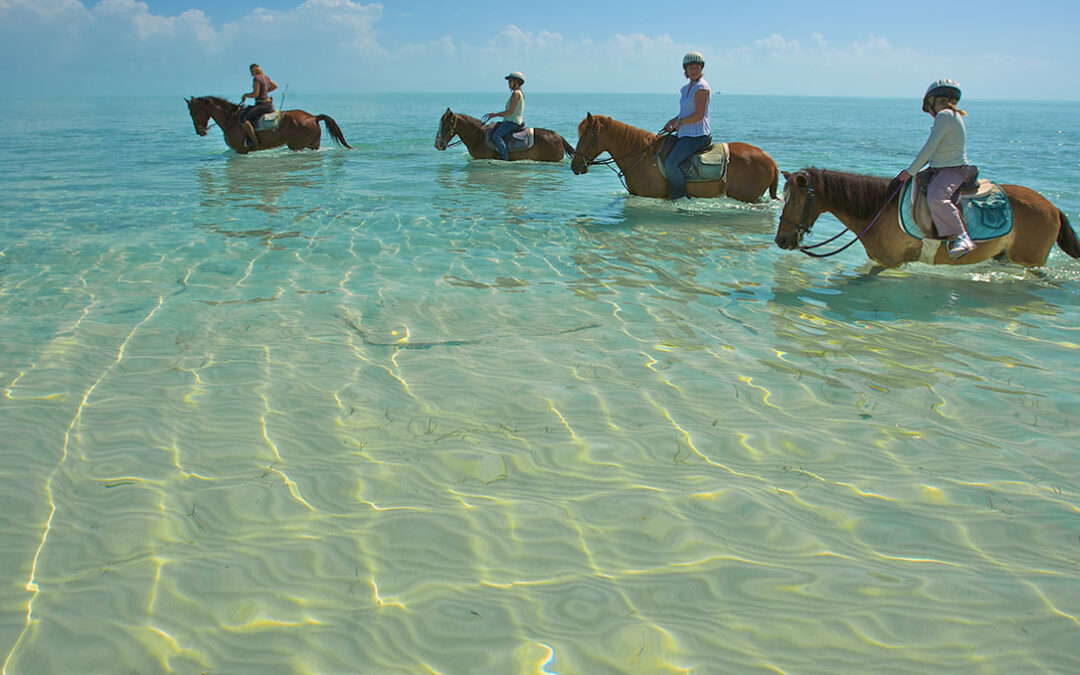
(1, 93, 1079, 673)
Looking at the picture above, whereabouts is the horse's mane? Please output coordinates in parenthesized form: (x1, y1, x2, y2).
(196, 96, 240, 111)
(579, 115, 656, 149)
(802, 167, 899, 220)
(453, 111, 484, 126)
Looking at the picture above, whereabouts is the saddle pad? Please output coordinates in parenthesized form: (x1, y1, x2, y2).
(655, 142, 730, 183)
(255, 110, 281, 131)
(484, 126, 535, 152)
(899, 179, 1013, 241)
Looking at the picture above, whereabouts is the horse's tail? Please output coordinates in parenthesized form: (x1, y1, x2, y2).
(316, 114, 352, 149)
(562, 136, 575, 159)
(1055, 210, 1080, 258)
(769, 164, 779, 200)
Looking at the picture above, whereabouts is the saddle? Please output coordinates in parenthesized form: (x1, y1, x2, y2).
(899, 167, 1014, 242)
(654, 136, 730, 183)
(255, 110, 281, 132)
(483, 125, 535, 152)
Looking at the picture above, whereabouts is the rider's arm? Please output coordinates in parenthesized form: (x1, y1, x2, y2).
(905, 112, 952, 174)
(241, 77, 257, 101)
(489, 90, 521, 118)
(267, 78, 278, 93)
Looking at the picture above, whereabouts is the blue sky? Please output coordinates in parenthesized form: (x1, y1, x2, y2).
(1, 0, 1076, 99)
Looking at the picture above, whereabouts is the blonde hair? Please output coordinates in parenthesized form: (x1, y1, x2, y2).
(934, 96, 966, 116)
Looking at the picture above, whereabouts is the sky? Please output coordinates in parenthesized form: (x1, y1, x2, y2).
(0, 0, 1077, 99)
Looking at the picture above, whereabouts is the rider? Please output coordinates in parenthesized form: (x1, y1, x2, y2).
(486, 72, 525, 161)
(662, 52, 712, 200)
(896, 78, 977, 258)
(239, 63, 278, 148)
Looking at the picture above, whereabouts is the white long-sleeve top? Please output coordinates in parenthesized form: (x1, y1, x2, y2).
(906, 109, 969, 174)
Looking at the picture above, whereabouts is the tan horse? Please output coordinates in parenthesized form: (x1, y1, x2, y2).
(434, 109, 573, 162)
(186, 96, 352, 154)
(570, 113, 778, 203)
(775, 167, 1080, 268)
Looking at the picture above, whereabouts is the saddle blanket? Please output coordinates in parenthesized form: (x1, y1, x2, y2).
(899, 178, 1013, 241)
(654, 138, 730, 183)
(483, 126, 535, 152)
(255, 110, 281, 131)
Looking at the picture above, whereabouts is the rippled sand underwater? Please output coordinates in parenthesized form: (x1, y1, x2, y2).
(2, 95, 1080, 673)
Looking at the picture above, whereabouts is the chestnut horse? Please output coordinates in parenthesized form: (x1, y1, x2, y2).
(775, 167, 1080, 268)
(434, 109, 573, 162)
(570, 113, 778, 203)
(185, 96, 351, 154)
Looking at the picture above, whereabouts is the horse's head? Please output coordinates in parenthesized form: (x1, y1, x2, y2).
(776, 170, 823, 250)
(434, 108, 456, 151)
(186, 97, 211, 136)
(571, 113, 602, 175)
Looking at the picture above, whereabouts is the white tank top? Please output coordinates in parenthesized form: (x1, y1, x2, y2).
(506, 91, 524, 126)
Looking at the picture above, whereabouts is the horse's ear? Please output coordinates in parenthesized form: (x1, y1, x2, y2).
(445, 107, 451, 113)
(586, 112, 593, 122)
(781, 171, 790, 181)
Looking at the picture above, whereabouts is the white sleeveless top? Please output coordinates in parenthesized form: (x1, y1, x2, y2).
(506, 91, 524, 126)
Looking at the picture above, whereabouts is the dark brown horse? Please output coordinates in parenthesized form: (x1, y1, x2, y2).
(570, 113, 778, 203)
(185, 96, 351, 154)
(775, 167, 1080, 268)
(434, 109, 573, 162)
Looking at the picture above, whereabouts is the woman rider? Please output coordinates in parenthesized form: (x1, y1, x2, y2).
(896, 78, 977, 258)
(662, 52, 711, 200)
(239, 63, 278, 148)
(486, 72, 525, 161)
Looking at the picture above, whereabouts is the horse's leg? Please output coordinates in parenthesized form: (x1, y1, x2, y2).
(723, 148, 773, 203)
(1002, 185, 1062, 266)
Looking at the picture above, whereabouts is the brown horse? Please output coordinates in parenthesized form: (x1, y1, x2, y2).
(570, 113, 778, 203)
(185, 96, 352, 154)
(775, 167, 1080, 268)
(434, 109, 573, 162)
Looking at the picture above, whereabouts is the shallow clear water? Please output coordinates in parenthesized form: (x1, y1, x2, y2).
(1, 93, 1079, 673)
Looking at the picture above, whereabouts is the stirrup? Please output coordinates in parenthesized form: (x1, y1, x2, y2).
(947, 233, 975, 259)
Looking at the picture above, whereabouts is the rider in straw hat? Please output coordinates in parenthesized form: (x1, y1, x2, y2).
(896, 78, 977, 258)
(662, 52, 712, 200)
(485, 71, 526, 161)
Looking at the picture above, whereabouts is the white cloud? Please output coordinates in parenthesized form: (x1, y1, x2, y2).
(0, 2, 1074, 99)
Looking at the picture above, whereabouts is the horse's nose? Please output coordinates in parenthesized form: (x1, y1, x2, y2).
(775, 229, 798, 250)
(571, 163, 587, 175)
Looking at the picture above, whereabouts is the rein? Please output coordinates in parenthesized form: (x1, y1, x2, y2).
(791, 182, 904, 258)
(576, 126, 673, 191)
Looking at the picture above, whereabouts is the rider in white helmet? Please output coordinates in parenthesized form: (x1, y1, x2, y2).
(486, 72, 526, 161)
(896, 78, 977, 258)
(661, 51, 712, 200)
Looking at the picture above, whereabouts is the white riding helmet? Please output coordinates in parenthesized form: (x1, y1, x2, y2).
(682, 51, 705, 67)
(923, 78, 961, 112)
(505, 71, 525, 84)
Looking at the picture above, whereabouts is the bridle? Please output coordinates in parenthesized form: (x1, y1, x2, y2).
(780, 181, 817, 237)
(573, 123, 670, 168)
(573, 122, 672, 190)
(781, 174, 904, 258)
(436, 114, 464, 150)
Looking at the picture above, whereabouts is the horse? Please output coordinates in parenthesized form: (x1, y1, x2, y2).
(433, 109, 573, 162)
(775, 167, 1080, 268)
(570, 113, 778, 203)
(185, 96, 352, 154)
